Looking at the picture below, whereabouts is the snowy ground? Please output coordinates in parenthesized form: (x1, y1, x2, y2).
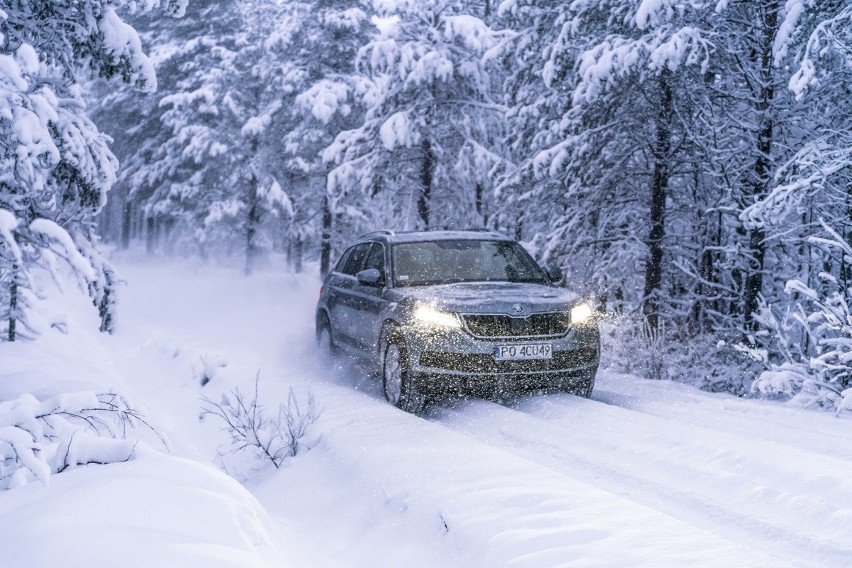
(2, 255, 851, 567)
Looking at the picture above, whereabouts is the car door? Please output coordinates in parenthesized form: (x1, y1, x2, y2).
(350, 242, 389, 350)
(327, 242, 370, 345)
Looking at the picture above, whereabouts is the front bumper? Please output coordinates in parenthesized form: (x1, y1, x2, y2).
(400, 324, 599, 397)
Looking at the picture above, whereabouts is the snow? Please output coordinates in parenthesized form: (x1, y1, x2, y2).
(0, 208, 22, 263)
(259, 180, 294, 217)
(241, 101, 282, 138)
(98, 8, 157, 92)
(648, 27, 711, 73)
(15, 44, 39, 75)
(443, 15, 497, 51)
(0, 447, 288, 568)
(28, 219, 96, 281)
(379, 111, 420, 150)
(296, 80, 352, 123)
(635, 0, 677, 30)
(324, 7, 369, 31)
(2, 256, 852, 567)
(774, 0, 813, 65)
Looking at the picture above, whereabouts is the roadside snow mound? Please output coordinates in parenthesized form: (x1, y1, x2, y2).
(0, 446, 288, 568)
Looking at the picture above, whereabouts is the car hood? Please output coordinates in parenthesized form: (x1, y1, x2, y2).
(395, 281, 581, 315)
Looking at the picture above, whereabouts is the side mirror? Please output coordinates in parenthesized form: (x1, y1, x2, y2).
(356, 268, 383, 287)
(545, 263, 563, 285)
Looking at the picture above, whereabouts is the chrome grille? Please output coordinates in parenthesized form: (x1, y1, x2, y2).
(463, 313, 570, 338)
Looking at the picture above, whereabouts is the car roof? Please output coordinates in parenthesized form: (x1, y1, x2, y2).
(355, 229, 512, 245)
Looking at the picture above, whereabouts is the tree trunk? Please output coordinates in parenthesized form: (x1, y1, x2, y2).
(417, 138, 434, 228)
(98, 267, 115, 334)
(245, 176, 261, 276)
(8, 263, 17, 342)
(162, 217, 176, 256)
(293, 234, 304, 274)
(642, 72, 673, 331)
(320, 194, 332, 277)
(743, 1, 778, 332)
(245, 138, 262, 276)
(475, 181, 487, 226)
(120, 202, 131, 250)
(145, 216, 156, 255)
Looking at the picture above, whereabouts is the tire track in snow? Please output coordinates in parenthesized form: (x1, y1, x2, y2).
(592, 372, 852, 463)
(428, 396, 852, 568)
(299, 382, 788, 568)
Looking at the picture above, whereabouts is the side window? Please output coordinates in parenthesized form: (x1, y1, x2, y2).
(333, 248, 353, 274)
(342, 243, 370, 276)
(363, 243, 385, 274)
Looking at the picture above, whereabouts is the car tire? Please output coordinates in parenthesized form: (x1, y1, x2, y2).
(316, 314, 338, 356)
(382, 333, 425, 414)
(567, 370, 595, 398)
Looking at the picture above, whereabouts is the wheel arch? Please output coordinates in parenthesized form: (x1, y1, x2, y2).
(316, 308, 332, 335)
(377, 318, 403, 357)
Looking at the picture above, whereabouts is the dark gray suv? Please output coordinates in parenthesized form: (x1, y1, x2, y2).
(316, 230, 599, 412)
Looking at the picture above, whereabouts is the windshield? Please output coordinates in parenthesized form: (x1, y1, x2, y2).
(391, 240, 548, 287)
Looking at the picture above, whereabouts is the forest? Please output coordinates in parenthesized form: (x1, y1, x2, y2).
(1, 0, 851, 411)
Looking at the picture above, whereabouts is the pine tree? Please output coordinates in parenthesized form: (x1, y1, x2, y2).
(0, 1, 185, 339)
(324, 0, 510, 230)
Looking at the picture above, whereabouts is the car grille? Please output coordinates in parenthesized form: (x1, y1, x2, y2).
(463, 313, 570, 338)
(419, 348, 597, 374)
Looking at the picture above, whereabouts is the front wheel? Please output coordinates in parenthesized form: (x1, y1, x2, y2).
(564, 370, 595, 398)
(382, 335, 425, 414)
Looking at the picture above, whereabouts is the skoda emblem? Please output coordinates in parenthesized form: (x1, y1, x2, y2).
(511, 303, 525, 316)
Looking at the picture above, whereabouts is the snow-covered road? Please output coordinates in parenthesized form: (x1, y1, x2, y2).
(4, 258, 851, 568)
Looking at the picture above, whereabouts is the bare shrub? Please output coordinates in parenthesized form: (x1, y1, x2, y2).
(201, 377, 320, 479)
(601, 313, 670, 381)
(602, 312, 757, 392)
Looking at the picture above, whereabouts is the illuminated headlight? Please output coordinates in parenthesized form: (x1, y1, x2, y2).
(571, 302, 594, 325)
(413, 305, 462, 329)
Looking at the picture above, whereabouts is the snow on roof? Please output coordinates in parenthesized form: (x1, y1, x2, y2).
(358, 229, 510, 244)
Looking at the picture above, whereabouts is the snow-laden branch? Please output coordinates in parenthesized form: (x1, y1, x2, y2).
(0, 391, 160, 489)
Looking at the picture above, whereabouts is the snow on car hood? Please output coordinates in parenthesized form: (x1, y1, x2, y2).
(397, 281, 581, 314)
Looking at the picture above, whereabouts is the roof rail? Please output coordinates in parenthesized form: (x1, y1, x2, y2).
(463, 227, 502, 235)
(358, 229, 395, 239)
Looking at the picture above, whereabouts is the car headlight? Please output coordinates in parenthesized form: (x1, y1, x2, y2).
(571, 302, 594, 325)
(413, 305, 462, 329)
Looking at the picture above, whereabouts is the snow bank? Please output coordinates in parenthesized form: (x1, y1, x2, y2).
(0, 447, 288, 568)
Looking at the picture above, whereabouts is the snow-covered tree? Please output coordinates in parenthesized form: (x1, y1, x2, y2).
(94, 1, 376, 275)
(498, 0, 720, 329)
(740, 1, 851, 243)
(285, 0, 375, 274)
(745, 223, 852, 413)
(325, 0, 510, 230)
(0, 1, 186, 339)
(239, 0, 376, 274)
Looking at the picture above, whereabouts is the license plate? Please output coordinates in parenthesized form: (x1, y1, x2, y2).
(494, 343, 552, 361)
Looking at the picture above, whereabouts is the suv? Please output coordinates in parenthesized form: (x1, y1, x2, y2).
(316, 230, 599, 412)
